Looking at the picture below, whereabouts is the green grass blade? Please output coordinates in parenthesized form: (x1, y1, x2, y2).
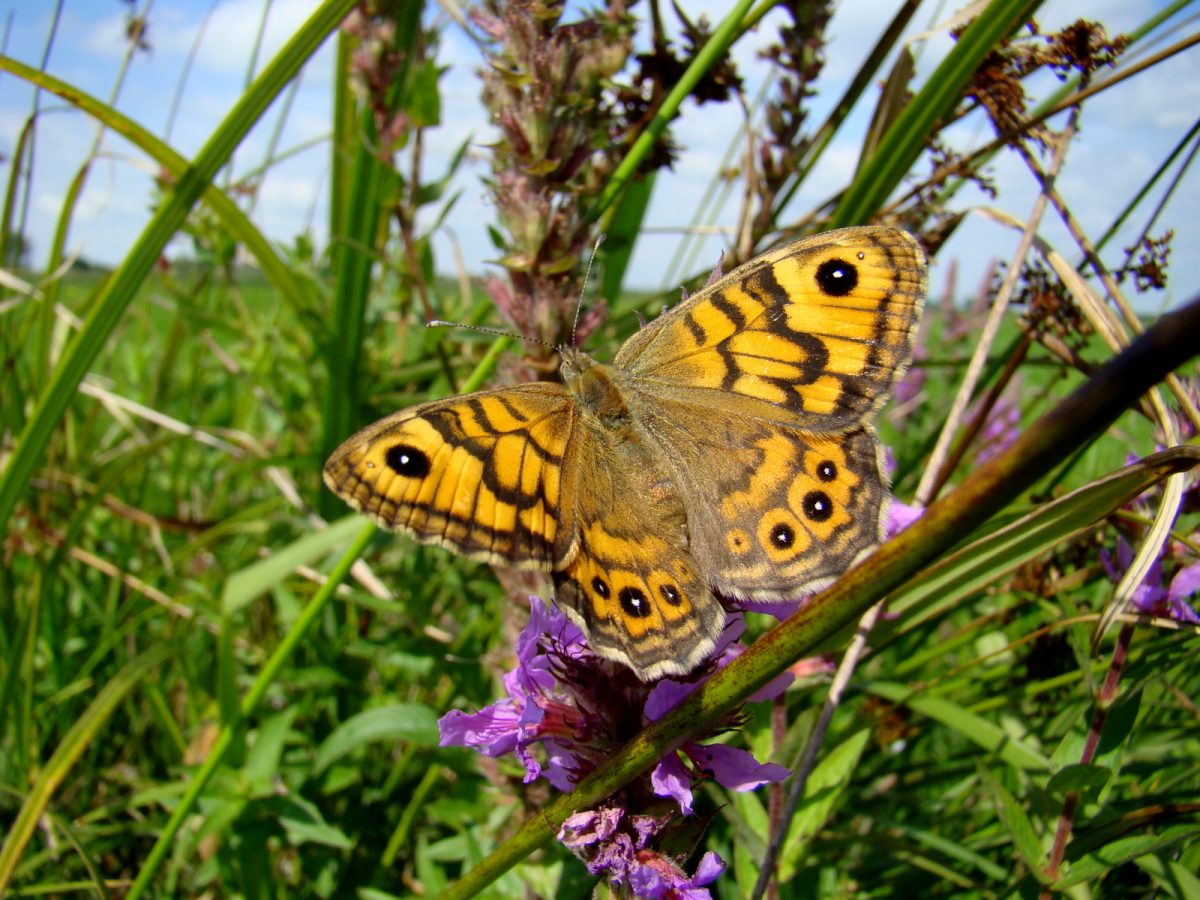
(777, 729, 871, 880)
(312, 704, 440, 775)
(0, 644, 172, 893)
(0, 57, 313, 317)
(867, 682, 1052, 771)
(775, 0, 922, 226)
(591, 0, 757, 220)
(831, 0, 1043, 227)
(221, 513, 369, 615)
(125, 520, 376, 899)
(597, 171, 656, 303)
(0, 115, 33, 269)
(977, 763, 1048, 880)
(320, 1, 423, 518)
(887, 446, 1200, 630)
(0, 0, 356, 530)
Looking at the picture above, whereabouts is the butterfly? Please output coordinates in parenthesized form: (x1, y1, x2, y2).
(324, 226, 927, 681)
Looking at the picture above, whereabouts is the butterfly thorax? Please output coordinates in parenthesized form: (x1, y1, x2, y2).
(560, 348, 631, 424)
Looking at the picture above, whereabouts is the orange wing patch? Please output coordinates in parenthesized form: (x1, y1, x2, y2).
(322, 384, 575, 568)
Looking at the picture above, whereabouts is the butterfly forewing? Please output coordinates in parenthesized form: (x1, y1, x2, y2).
(323, 383, 579, 568)
(615, 226, 925, 429)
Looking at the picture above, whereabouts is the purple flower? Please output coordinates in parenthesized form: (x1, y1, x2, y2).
(438, 595, 591, 789)
(1101, 538, 1200, 624)
(887, 498, 924, 538)
(440, 597, 791, 895)
(440, 598, 791, 802)
(629, 850, 725, 899)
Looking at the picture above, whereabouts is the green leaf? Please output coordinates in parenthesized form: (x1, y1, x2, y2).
(221, 514, 370, 614)
(977, 763, 1046, 883)
(408, 59, 443, 127)
(778, 729, 871, 881)
(1057, 824, 1200, 889)
(866, 682, 1052, 771)
(312, 704, 440, 774)
(280, 816, 354, 850)
(1045, 764, 1110, 801)
(244, 709, 301, 795)
(599, 171, 656, 303)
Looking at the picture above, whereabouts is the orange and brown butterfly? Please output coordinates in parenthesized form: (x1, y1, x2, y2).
(323, 226, 927, 681)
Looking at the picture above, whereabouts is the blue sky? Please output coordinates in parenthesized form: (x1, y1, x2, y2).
(1, 0, 1196, 307)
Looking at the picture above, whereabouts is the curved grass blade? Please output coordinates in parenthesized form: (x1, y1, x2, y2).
(0, 0, 357, 531)
(0, 644, 172, 893)
(0, 56, 314, 319)
(221, 513, 368, 616)
(831, 0, 1043, 227)
(885, 446, 1200, 632)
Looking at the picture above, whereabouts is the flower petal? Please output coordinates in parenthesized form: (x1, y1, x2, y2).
(644, 678, 694, 721)
(887, 499, 924, 537)
(689, 851, 726, 886)
(651, 753, 694, 815)
(1168, 560, 1200, 604)
(685, 742, 789, 791)
(437, 704, 519, 756)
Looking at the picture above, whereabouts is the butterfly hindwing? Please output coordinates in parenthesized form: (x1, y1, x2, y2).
(632, 409, 890, 600)
(551, 419, 726, 680)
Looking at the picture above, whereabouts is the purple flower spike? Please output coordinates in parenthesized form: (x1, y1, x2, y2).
(442, 595, 793, 897)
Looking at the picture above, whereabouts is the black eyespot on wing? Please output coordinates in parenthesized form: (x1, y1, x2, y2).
(802, 490, 833, 522)
(385, 444, 431, 478)
(815, 258, 858, 297)
(816, 460, 838, 482)
(770, 522, 796, 548)
(660, 583, 682, 606)
(618, 586, 651, 618)
(592, 576, 611, 598)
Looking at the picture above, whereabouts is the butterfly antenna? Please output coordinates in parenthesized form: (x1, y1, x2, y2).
(426, 320, 555, 349)
(569, 234, 606, 347)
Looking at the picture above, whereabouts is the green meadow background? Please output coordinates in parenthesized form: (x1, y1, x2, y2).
(1, 1, 1198, 897)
